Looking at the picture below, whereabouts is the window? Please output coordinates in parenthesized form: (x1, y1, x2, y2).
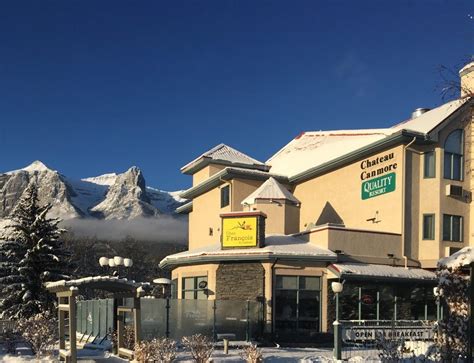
(171, 278, 178, 299)
(220, 185, 230, 208)
(422, 214, 435, 240)
(444, 130, 463, 181)
(443, 214, 463, 242)
(424, 151, 435, 178)
(275, 275, 321, 337)
(182, 276, 208, 300)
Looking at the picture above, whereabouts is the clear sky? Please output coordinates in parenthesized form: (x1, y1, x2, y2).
(0, 1, 472, 190)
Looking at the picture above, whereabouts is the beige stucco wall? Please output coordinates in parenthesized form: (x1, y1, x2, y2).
(171, 264, 219, 300)
(294, 144, 404, 235)
(249, 201, 300, 235)
(188, 178, 264, 250)
(304, 226, 402, 259)
(192, 164, 226, 186)
(188, 184, 231, 250)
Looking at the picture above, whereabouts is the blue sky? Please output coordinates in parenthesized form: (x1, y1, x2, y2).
(0, 1, 472, 190)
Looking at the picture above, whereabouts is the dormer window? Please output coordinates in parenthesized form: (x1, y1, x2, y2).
(220, 185, 230, 208)
(444, 129, 464, 181)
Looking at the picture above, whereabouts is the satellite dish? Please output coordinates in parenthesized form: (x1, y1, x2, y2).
(198, 281, 208, 289)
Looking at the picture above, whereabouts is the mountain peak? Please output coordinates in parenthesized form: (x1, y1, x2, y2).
(22, 160, 53, 173)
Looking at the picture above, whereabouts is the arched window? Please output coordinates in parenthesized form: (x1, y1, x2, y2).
(444, 130, 464, 181)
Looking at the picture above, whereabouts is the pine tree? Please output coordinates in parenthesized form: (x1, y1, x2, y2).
(0, 184, 70, 319)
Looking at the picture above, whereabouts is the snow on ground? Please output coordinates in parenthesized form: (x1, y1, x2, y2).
(0, 346, 435, 362)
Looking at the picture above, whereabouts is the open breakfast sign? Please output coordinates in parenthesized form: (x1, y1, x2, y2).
(220, 212, 266, 249)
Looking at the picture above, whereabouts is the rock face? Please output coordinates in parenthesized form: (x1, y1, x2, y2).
(0, 161, 185, 221)
(0, 161, 81, 219)
(90, 167, 159, 219)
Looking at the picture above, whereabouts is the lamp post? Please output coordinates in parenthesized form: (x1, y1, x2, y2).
(433, 286, 441, 322)
(332, 281, 343, 361)
(98, 256, 133, 278)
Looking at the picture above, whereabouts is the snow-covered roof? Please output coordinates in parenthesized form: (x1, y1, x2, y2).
(160, 234, 336, 268)
(267, 98, 470, 179)
(241, 177, 300, 205)
(267, 129, 393, 178)
(438, 246, 474, 269)
(390, 98, 468, 135)
(181, 143, 269, 174)
(330, 263, 436, 282)
(45, 276, 145, 294)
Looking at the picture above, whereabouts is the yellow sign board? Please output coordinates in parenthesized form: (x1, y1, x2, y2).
(222, 217, 258, 248)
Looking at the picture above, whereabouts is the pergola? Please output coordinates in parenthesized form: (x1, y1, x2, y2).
(45, 276, 147, 363)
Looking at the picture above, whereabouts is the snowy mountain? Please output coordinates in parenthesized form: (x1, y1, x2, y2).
(0, 161, 186, 221)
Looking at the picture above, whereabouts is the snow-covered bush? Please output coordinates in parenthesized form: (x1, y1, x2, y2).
(134, 337, 177, 363)
(376, 330, 407, 362)
(182, 334, 213, 363)
(240, 343, 263, 363)
(123, 325, 135, 350)
(18, 311, 58, 359)
(154, 337, 177, 363)
(435, 248, 471, 361)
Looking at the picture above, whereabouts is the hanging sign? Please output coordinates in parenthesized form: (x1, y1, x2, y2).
(343, 325, 434, 342)
(221, 212, 266, 248)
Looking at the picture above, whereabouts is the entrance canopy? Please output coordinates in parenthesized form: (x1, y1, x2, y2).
(329, 263, 436, 283)
(45, 276, 147, 296)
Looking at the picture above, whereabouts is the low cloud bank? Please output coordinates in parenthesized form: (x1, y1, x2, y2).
(61, 216, 188, 244)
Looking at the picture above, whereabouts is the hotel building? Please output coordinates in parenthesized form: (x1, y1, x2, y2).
(160, 62, 474, 342)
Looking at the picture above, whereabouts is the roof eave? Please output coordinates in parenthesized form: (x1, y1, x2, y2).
(181, 158, 270, 175)
(159, 253, 336, 269)
(290, 130, 428, 184)
(175, 201, 193, 214)
(180, 168, 289, 199)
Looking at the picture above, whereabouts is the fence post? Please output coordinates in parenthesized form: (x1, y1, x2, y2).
(166, 298, 170, 338)
(212, 300, 217, 342)
(246, 300, 250, 342)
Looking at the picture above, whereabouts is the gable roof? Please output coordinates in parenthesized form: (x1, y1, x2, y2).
(241, 177, 300, 205)
(181, 143, 269, 174)
(267, 98, 471, 181)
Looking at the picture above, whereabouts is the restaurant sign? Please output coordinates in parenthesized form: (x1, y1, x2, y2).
(222, 216, 258, 248)
(361, 172, 396, 200)
(342, 325, 434, 342)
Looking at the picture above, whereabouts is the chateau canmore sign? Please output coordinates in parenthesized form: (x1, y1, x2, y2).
(360, 152, 398, 200)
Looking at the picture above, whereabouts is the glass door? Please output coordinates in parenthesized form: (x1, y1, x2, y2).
(274, 275, 321, 341)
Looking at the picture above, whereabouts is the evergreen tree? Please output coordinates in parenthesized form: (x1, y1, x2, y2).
(0, 184, 70, 319)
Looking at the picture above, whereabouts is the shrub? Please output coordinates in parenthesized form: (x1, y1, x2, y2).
(18, 311, 58, 359)
(182, 334, 213, 363)
(134, 337, 177, 363)
(240, 343, 263, 363)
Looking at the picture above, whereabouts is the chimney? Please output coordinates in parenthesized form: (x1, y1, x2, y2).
(459, 61, 474, 97)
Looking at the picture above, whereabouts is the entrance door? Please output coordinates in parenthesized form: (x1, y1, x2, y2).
(274, 275, 321, 341)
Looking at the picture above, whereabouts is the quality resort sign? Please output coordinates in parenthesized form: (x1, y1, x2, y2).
(361, 172, 396, 200)
(360, 151, 398, 200)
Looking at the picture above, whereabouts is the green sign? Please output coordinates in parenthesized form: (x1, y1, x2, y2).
(361, 172, 396, 200)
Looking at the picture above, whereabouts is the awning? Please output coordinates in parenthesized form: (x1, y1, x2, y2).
(329, 263, 436, 283)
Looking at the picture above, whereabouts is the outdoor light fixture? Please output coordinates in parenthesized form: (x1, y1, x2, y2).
(99, 257, 109, 267)
(114, 256, 124, 265)
(123, 258, 133, 267)
(153, 278, 172, 285)
(331, 281, 344, 360)
(331, 281, 343, 294)
(108, 259, 116, 268)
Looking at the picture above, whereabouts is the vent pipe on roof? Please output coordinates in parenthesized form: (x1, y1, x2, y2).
(411, 108, 430, 119)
